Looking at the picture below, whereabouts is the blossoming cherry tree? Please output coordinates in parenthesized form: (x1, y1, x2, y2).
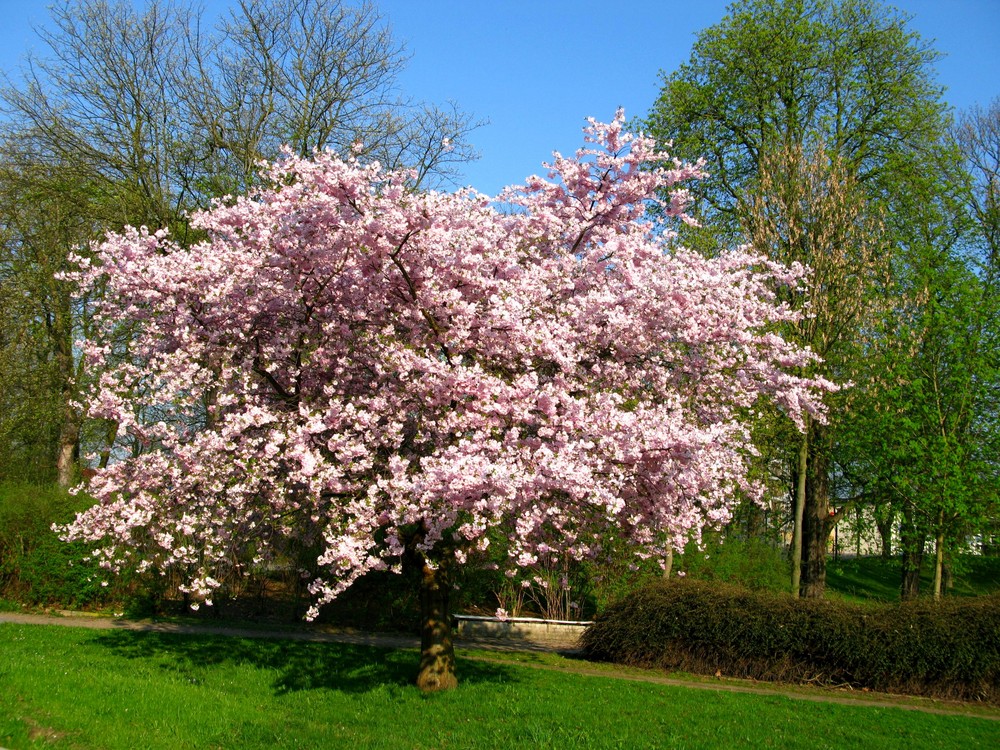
(63, 112, 833, 690)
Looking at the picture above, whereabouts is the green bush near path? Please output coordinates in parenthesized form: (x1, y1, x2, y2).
(2, 622, 999, 749)
(582, 579, 1000, 703)
(0, 483, 112, 609)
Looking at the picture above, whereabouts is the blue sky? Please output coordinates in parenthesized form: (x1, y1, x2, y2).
(1, 0, 997, 196)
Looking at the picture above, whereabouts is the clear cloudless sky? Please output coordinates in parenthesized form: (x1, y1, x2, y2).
(0, 0, 997, 196)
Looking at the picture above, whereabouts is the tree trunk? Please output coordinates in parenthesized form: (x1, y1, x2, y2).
(932, 525, 945, 600)
(53, 283, 80, 488)
(855, 505, 862, 557)
(98, 421, 119, 469)
(55, 398, 80, 488)
(899, 507, 924, 601)
(875, 503, 895, 560)
(799, 425, 830, 599)
(791, 425, 808, 597)
(943, 558, 954, 595)
(415, 558, 457, 692)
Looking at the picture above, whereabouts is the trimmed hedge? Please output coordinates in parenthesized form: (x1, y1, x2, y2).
(581, 579, 1000, 703)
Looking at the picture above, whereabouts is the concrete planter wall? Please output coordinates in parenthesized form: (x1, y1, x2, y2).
(454, 614, 591, 648)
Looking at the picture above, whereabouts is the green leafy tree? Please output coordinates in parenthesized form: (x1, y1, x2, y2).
(847, 238, 999, 599)
(0, 145, 106, 486)
(645, 0, 953, 597)
(742, 141, 887, 596)
(838, 99, 1000, 599)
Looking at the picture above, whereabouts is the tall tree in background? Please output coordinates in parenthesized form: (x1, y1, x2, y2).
(954, 99, 1000, 278)
(838, 101, 1000, 600)
(0, 140, 107, 486)
(843, 206, 999, 599)
(953, 98, 1000, 564)
(0, 0, 478, 484)
(743, 141, 886, 596)
(645, 0, 953, 597)
(186, 0, 477, 194)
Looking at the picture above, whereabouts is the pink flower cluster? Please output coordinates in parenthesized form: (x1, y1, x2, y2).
(61, 112, 834, 618)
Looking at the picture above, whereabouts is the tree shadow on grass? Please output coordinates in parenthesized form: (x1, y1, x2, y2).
(91, 630, 517, 695)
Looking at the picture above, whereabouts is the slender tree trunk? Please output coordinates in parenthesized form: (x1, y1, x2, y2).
(855, 505, 862, 557)
(663, 548, 673, 579)
(932, 522, 945, 600)
(899, 507, 924, 601)
(55, 388, 80, 488)
(791, 425, 808, 597)
(875, 503, 895, 560)
(415, 558, 457, 692)
(53, 285, 79, 488)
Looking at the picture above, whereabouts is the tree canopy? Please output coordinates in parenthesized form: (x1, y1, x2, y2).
(644, 0, 960, 597)
(648, 0, 947, 242)
(61, 114, 834, 689)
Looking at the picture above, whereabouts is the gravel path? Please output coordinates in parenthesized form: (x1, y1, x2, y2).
(0, 610, 578, 652)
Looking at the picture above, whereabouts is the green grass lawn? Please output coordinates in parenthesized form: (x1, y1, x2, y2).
(2, 623, 998, 749)
(825, 555, 1000, 602)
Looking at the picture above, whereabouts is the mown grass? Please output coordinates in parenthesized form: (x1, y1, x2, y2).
(2, 623, 999, 749)
(825, 555, 1000, 602)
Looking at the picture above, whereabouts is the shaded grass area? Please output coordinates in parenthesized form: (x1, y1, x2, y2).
(825, 555, 1000, 602)
(2, 623, 999, 749)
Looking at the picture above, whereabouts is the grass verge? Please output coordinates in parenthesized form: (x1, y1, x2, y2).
(2, 622, 999, 749)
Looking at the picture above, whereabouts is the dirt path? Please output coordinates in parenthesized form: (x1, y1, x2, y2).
(2, 610, 997, 722)
(0, 610, 572, 651)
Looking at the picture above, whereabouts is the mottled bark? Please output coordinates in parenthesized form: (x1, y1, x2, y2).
(415, 558, 457, 692)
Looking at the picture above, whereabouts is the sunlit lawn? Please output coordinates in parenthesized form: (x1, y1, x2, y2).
(825, 555, 1000, 602)
(2, 623, 999, 749)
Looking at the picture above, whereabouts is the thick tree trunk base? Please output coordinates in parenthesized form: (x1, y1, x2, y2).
(416, 646, 458, 692)
(799, 449, 830, 599)
(416, 558, 457, 692)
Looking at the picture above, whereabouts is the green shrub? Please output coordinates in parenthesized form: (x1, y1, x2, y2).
(0, 482, 115, 609)
(17, 535, 108, 607)
(678, 534, 789, 592)
(582, 579, 1000, 703)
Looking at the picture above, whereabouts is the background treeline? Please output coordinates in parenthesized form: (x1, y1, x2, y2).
(1, 0, 998, 618)
(642, 0, 1000, 603)
(0, 0, 478, 489)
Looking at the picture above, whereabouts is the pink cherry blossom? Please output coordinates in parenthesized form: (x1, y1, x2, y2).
(60, 111, 835, 620)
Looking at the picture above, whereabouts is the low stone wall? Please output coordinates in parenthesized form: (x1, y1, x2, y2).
(454, 614, 591, 649)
